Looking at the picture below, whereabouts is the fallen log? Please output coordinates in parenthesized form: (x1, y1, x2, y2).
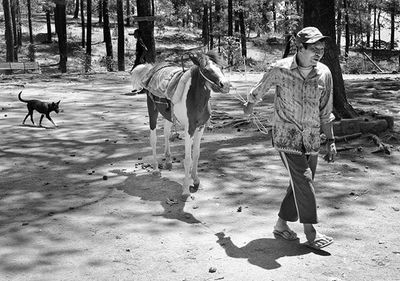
(335, 132, 363, 143)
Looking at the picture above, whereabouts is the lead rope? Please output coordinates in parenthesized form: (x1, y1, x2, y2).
(228, 69, 271, 135)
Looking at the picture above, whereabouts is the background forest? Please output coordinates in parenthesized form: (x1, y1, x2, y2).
(1, 0, 399, 75)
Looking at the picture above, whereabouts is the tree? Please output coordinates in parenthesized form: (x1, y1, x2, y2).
(126, 0, 131, 26)
(73, 0, 79, 19)
(43, 2, 53, 43)
(336, 0, 342, 54)
(343, 0, 350, 58)
(137, 0, 155, 63)
(86, 0, 92, 72)
(54, 0, 67, 72)
(27, 0, 33, 43)
(117, 0, 125, 71)
(228, 0, 233, 36)
(209, 2, 214, 49)
(202, 2, 209, 47)
(102, 0, 113, 71)
(238, 0, 246, 57)
(303, 0, 357, 119)
(10, 0, 19, 60)
(80, 0, 85, 47)
(2, 0, 15, 62)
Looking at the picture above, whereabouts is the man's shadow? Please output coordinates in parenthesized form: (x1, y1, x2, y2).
(113, 170, 200, 224)
(215, 232, 329, 270)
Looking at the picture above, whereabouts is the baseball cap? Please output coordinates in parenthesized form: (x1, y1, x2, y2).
(296, 27, 328, 45)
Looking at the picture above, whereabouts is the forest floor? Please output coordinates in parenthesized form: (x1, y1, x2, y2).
(1, 70, 400, 281)
(1, 15, 400, 281)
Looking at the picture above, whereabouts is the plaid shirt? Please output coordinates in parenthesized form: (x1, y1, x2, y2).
(248, 55, 335, 155)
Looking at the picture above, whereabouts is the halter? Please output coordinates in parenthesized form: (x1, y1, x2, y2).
(199, 68, 223, 90)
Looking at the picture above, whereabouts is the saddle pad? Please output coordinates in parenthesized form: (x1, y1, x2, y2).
(143, 64, 183, 99)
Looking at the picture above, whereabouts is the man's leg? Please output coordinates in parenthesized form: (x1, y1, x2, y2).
(278, 152, 318, 224)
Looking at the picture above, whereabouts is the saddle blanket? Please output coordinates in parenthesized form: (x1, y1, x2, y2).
(142, 63, 186, 101)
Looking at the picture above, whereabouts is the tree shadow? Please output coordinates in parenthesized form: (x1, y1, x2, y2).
(215, 232, 330, 270)
(113, 170, 200, 224)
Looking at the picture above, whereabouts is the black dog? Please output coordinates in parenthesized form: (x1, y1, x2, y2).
(18, 91, 60, 127)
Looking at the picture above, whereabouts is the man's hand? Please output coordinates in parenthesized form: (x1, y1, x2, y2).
(243, 102, 254, 116)
(324, 140, 337, 163)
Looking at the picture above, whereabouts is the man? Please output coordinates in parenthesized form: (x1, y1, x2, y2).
(244, 26, 337, 250)
(130, 29, 148, 72)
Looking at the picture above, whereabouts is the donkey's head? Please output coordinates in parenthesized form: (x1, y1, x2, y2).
(189, 51, 230, 94)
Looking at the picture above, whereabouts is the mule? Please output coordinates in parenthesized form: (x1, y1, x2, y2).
(131, 51, 230, 200)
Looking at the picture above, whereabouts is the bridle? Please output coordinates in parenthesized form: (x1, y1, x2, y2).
(198, 65, 225, 92)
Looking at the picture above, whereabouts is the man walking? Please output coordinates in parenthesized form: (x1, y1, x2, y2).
(244, 27, 337, 250)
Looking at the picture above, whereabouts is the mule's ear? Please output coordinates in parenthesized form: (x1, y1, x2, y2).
(57, 100, 61, 105)
(188, 52, 200, 66)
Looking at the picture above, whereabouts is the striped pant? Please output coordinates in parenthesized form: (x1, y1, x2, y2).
(278, 152, 319, 224)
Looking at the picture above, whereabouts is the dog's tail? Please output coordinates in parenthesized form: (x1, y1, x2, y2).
(18, 91, 27, 103)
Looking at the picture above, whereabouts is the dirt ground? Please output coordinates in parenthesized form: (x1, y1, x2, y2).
(1, 71, 400, 281)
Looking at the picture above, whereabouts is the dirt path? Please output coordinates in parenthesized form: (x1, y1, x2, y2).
(1, 72, 400, 281)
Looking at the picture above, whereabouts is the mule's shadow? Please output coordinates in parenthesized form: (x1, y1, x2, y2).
(215, 232, 329, 270)
(113, 170, 200, 224)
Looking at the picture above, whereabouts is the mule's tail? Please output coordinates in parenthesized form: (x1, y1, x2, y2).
(18, 91, 28, 103)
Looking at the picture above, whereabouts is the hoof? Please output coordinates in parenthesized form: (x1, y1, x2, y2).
(190, 182, 200, 193)
(152, 170, 161, 176)
(164, 162, 172, 170)
(180, 194, 194, 202)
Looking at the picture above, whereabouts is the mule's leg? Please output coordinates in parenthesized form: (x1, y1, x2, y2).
(182, 128, 193, 199)
(163, 119, 173, 170)
(191, 126, 205, 191)
(147, 94, 160, 174)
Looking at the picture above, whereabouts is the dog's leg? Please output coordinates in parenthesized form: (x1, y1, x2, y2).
(22, 113, 30, 125)
(163, 119, 173, 170)
(30, 112, 36, 125)
(46, 114, 57, 127)
(191, 126, 204, 191)
(39, 115, 44, 127)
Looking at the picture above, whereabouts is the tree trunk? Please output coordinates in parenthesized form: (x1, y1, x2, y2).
(80, 0, 85, 47)
(234, 11, 239, 33)
(73, 0, 79, 19)
(27, 0, 33, 43)
(98, 0, 103, 24)
(336, 0, 342, 55)
(390, 1, 395, 50)
(303, 0, 357, 119)
(2, 0, 15, 62)
(202, 2, 209, 47)
(209, 3, 213, 49)
(117, 0, 125, 71)
(102, 0, 113, 71)
(46, 10, 52, 43)
(227, 0, 233, 36)
(377, 9, 381, 49)
(215, 0, 221, 52)
(238, 0, 246, 57)
(126, 0, 130, 26)
(137, 0, 155, 63)
(272, 2, 277, 33)
(366, 4, 371, 47)
(86, 0, 92, 72)
(372, 4, 376, 56)
(343, 0, 349, 58)
(55, 0, 67, 73)
(15, 0, 21, 46)
(10, 0, 18, 60)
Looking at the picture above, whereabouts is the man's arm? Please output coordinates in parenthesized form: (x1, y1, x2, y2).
(320, 70, 336, 162)
(244, 67, 277, 115)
